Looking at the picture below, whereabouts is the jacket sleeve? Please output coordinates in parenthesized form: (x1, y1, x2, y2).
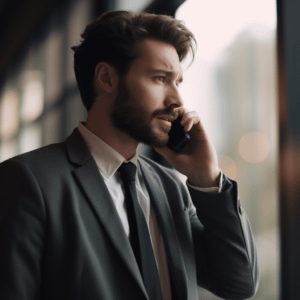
(187, 174, 259, 299)
(0, 158, 45, 299)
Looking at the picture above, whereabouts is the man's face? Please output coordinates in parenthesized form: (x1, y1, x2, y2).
(111, 38, 184, 147)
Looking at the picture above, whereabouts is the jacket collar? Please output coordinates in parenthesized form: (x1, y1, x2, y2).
(65, 128, 92, 166)
(65, 128, 148, 298)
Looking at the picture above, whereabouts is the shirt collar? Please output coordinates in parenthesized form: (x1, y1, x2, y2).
(78, 122, 138, 179)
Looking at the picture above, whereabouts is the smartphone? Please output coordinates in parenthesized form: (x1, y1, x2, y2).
(167, 116, 191, 152)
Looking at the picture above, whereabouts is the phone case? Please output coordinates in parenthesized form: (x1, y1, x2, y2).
(167, 117, 191, 152)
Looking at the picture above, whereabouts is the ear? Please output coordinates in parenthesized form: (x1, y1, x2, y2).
(94, 62, 119, 93)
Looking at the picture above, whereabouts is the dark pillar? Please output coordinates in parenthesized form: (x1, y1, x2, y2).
(277, 1, 300, 299)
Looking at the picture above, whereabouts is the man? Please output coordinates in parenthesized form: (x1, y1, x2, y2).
(0, 10, 258, 300)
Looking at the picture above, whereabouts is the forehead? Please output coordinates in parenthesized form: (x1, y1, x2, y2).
(130, 38, 183, 75)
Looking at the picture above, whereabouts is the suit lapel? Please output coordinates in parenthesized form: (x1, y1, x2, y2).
(65, 129, 148, 298)
(139, 159, 188, 300)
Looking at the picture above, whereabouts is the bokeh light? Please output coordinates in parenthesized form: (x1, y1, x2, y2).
(21, 71, 44, 122)
(239, 132, 271, 163)
(218, 155, 237, 179)
(0, 89, 19, 139)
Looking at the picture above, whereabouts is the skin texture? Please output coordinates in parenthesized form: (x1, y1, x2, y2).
(85, 38, 220, 188)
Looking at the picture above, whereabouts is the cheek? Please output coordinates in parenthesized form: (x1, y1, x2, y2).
(129, 80, 164, 109)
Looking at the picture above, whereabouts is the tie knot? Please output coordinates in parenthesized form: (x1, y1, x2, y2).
(118, 162, 137, 182)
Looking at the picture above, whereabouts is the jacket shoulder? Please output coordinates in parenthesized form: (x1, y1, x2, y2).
(0, 142, 67, 168)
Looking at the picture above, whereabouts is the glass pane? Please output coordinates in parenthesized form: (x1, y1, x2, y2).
(176, 0, 278, 299)
(45, 30, 64, 104)
(19, 123, 42, 154)
(116, 0, 153, 11)
(0, 88, 19, 139)
(66, 0, 92, 86)
(0, 139, 18, 162)
(66, 94, 87, 137)
(44, 108, 62, 145)
(20, 70, 44, 122)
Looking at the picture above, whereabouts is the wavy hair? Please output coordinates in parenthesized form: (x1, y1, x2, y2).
(72, 10, 196, 111)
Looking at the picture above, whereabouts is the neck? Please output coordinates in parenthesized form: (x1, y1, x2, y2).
(85, 105, 138, 160)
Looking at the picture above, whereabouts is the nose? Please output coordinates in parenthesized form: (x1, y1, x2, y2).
(165, 85, 184, 108)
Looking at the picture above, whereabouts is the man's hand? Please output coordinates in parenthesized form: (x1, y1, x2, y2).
(154, 108, 221, 188)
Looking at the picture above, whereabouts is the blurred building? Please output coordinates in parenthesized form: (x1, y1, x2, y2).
(214, 27, 278, 299)
(176, 1, 278, 298)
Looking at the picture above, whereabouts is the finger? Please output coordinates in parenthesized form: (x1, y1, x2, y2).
(174, 107, 189, 121)
(180, 110, 198, 124)
(183, 118, 194, 131)
(182, 115, 201, 132)
(174, 108, 202, 132)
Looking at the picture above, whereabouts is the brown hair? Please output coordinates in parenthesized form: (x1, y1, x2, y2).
(71, 10, 196, 111)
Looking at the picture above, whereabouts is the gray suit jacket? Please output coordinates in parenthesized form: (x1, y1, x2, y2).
(0, 128, 258, 300)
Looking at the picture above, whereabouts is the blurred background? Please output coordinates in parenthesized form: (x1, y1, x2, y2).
(0, 0, 299, 299)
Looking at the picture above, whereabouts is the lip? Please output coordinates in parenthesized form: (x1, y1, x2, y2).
(158, 115, 176, 123)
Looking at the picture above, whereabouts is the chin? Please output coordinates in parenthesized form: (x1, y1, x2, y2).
(126, 123, 169, 147)
(147, 130, 169, 147)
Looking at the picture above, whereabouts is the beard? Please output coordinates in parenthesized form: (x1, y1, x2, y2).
(111, 78, 177, 147)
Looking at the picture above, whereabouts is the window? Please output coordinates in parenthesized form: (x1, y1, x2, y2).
(0, 0, 92, 162)
(0, 87, 19, 139)
(176, 0, 278, 299)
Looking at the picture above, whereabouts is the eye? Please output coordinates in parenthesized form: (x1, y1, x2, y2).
(156, 76, 165, 82)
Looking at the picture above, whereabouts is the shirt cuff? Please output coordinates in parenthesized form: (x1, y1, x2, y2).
(186, 171, 223, 193)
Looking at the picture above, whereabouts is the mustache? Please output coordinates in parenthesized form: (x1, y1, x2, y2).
(152, 107, 178, 119)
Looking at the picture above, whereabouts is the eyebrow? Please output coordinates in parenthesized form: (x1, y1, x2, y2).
(150, 69, 183, 83)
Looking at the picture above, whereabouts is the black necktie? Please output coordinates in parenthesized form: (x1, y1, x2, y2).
(118, 162, 163, 300)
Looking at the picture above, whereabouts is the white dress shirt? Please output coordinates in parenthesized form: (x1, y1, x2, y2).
(78, 122, 222, 300)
